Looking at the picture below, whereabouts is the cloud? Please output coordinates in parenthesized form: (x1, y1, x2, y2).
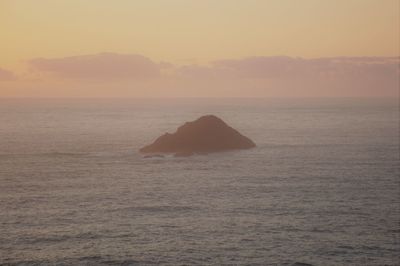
(29, 52, 162, 79)
(0, 67, 16, 81)
(18, 54, 399, 97)
(177, 65, 219, 79)
(176, 56, 399, 97)
(212, 56, 400, 79)
(213, 56, 305, 78)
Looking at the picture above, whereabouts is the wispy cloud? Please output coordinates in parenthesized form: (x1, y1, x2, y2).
(19, 53, 399, 97)
(211, 56, 400, 79)
(29, 53, 162, 80)
(176, 56, 399, 97)
(0, 67, 16, 81)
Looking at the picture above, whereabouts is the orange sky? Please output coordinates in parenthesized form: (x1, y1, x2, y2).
(0, 0, 399, 97)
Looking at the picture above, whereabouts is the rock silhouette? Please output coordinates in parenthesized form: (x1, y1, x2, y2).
(140, 115, 255, 155)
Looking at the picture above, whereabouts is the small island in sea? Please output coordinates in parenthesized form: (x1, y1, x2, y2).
(140, 115, 256, 157)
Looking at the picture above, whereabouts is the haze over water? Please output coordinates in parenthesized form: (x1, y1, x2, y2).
(0, 98, 398, 265)
(1, 0, 399, 265)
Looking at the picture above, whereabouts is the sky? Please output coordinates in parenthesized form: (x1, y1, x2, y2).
(0, 0, 399, 97)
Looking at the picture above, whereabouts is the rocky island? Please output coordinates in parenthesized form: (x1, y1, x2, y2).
(140, 115, 256, 157)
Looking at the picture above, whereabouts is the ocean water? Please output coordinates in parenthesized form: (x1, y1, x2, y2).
(0, 98, 399, 266)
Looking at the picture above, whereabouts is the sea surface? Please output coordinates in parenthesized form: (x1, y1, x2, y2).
(0, 98, 399, 266)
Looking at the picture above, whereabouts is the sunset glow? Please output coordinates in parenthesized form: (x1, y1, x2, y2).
(1, 1, 400, 265)
(0, 0, 399, 97)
